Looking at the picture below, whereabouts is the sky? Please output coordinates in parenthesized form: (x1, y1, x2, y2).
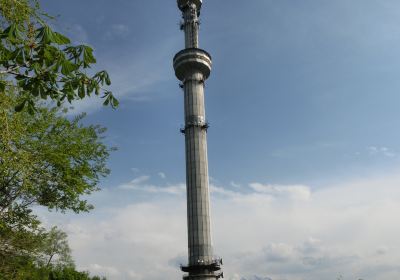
(37, 1, 400, 280)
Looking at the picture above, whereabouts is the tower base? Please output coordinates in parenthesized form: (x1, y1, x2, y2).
(183, 273, 223, 280)
(181, 259, 223, 280)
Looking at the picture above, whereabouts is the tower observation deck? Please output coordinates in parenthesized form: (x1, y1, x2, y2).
(173, 1, 223, 280)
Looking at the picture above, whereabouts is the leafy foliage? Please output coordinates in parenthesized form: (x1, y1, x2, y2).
(0, 91, 111, 215)
(1, 256, 107, 279)
(48, 267, 107, 280)
(0, 0, 118, 113)
(0, 90, 112, 278)
(0, 1, 114, 278)
(42, 227, 74, 268)
(0, 218, 106, 279)
(0, 0, 38, 25)
(0, 2, 113, 278)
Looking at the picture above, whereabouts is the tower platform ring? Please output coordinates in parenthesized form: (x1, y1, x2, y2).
(173, 48, 212, 81)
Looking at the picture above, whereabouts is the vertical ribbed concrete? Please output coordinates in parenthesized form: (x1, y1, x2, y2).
(184, 72, 212, 265)
(183, 4, 199, 48)
(174, 1, 222, 280)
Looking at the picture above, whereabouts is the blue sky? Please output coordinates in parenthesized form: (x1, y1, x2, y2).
(39, 1, 400, 280)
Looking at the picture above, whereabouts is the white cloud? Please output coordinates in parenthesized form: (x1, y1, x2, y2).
(248, 183, 311, 201)
(124, 183, 186, 195)
(39, 170, 400, 280)
(367, 146, 396, 157)
(230, 181, 241, 188)
(131, 175, 150, 185)
(158, 172, 166, 179)
(63, 23, 89, 44)
(59, 201, 186, 280)
(210, 184, 239, 197)
(67, 36, 179, 115)
(103, 24, 130, 40)
(119, 175, 185, 195)
(84, 264, 120, 277)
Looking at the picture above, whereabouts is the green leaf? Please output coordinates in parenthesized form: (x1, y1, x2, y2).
(111, 95, 119, 108)
(11, 48, 26, 64)
(37, 25, 69, 45)
(61, 60, 78, 75)
(0, 81, 6, 92)
(82, 46, 96, 67)
(43, 45, 56, 65)
(0, 18, 114, 112)
(102, 92, 118, 108)
(40, 85, 47, 99)
(78, 85, 85, 99)
(103, 97, 110, 106)
(27, 100, 36, 115)
(0, 26, 11, 38)
(36, 26, 45, 41)
(105, 73, 111, 86)
(53, 32, 71, 45)
(94, 85, 100, 95)
(15, 99, 27, 112)
(97, 71, 112, 86)
(0, 24, 22, 41)
(43, 26, 56, 44)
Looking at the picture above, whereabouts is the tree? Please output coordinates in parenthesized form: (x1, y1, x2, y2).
(42, 227, 74, 268)
(0, 90, 112, 279)
(0, 2, 114, 278)
(48, 267, 107, 280)
(0, 90, 111, 215)
(0, 219, 46, 278)
(0, 0, 118, 113)
(0, 221, 105, 279)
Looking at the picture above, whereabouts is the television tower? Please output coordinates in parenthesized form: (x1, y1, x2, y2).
(173, 1, 223, 280)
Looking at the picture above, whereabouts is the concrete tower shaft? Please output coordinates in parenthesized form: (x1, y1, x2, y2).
(182, 3, 199, 48)
(173, 1, 223, 280)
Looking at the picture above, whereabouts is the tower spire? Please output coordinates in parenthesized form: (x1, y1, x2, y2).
(173, 1, 223, 280)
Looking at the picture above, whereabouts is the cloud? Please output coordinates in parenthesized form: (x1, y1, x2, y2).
(103, 24, 130, 41)
(62, 23, 89, 44)
(58, 201, 187, 280)
(367, 146, 396, 157)
(230, 181, 241, 188)
(67, 35, 179, 115)
(210, 184, 240, 197)
(158, 172, 166, 179)
(248, 183, 311, 201)
(117, 177, 312, 202)
(229, 239, 359, 279)
(130, 175, 151, 185)
(119, 175, 185, 195)
(38, 170, 400, 280)
(84, 264, 120, 277)
(375, 247, 388, 256)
